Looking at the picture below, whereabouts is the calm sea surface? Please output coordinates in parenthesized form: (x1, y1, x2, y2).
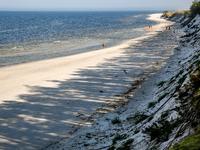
(0, 11, 161, 67)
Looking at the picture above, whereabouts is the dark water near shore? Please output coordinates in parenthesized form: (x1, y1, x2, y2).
(0, 11, 161, 67)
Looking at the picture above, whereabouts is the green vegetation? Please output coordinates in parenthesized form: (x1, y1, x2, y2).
(195, 60, 200, 66)
(170, 125, 200, 150)
(162, 10, 189, 18)
(193, 86, 200, 111)
(143, 1, 200, 149)
(126, 112, 148, 124)
(192, 55, 199, 61)
(190, 0, 200, 17)
(144, 118, 183, 143)
(158, 93, 168, 102)
(111, 117, 121, 124)
(161, 110, 170, 119)
(134, 128, 140, 134)
(162, 1, 200, 19)
(169, 68, 200, 150)
(159, 70, 184, 92)
(167, 76, 177, 86)
(194, 87, 200, 96)
(112, 133, 127, 144)
(178, 74, 188, 85)
(157, 81, 166, 87)
(169, 78, 176, 85)
(188, 59, 200, 70)
(116, 139, 134, 150)
(147, 116, 154, 122)
(175, 70, 184, 78)
(161, 1, 200, 29)
(184, 10, 190, 18)
(108, 145, 115, 150)
(147, 101, 158, 108)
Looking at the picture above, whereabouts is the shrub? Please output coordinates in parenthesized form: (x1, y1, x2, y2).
(158, 93, 168, 102)
(126, 112, 148, 124)
(178, 74, 188, 85)
(161, 110, 170, 119)
(111, 117, 121, 124)
(108, 145, 115, 150)
(184, 10, 190, 18)
(134, 128, 140, 134)
(147, 116, 154, 122)
(162, 10, 189, 18)
(157, 81, 166, 87)
(144, 118, 183, 143)
(148, 101, 158, 108)
(116, 139, 134, 150)
(170, 125, 200, 150)
(112, 133, 127, 144)
(195, 59, 200, 66)
(175, 70, 184, 78)
(190, 0, 200, 17)
(168, 79, 176, 85)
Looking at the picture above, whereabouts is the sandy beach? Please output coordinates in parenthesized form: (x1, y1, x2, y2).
(0, 13, 177, 150)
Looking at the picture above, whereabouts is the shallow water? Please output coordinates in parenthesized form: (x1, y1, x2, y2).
(0, 11, 160, 67)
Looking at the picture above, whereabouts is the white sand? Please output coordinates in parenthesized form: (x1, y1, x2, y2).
(0, 13, 175, 150)
(144, 13, 173, 32)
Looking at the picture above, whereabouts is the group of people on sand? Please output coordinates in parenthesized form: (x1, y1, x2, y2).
(166, 26, 171, 30)
(102, 25, 172, 49)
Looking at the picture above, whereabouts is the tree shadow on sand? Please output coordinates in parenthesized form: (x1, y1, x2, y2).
(0, 29, 179, 150)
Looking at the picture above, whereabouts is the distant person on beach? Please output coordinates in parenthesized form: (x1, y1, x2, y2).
(102, 43, 106, 48)
(168, 26, 170, 30)
(151, 25, 152, 28)
(166, 27, 168, 30)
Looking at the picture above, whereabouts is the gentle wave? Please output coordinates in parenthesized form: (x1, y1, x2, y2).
(0, 11, 161, 67)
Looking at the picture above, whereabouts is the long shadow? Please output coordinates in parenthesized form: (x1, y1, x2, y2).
(0, 29, 180, 150)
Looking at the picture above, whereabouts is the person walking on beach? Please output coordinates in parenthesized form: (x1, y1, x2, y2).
(102, 43, 106, 48)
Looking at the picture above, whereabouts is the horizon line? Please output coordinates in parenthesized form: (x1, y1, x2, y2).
(0, 9, 174, 12)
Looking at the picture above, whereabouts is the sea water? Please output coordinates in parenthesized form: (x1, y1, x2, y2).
(0, 11, 160, 67)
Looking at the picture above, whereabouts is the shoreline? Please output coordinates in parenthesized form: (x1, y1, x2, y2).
(0, 13, 176, 150)
(0, 13, 158, 69)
